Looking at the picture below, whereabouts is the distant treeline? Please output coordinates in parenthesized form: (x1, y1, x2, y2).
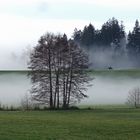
(73, 17, 140, 59)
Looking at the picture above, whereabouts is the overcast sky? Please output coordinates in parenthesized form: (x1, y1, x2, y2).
(0, 0, 140, 69)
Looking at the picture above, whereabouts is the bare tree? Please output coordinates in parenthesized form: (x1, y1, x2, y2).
(126, 87, 140, 108)
(28, 33, 93, 109)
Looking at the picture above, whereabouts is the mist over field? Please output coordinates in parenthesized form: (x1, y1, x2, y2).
(0, 72, 30, 106)
(0, 45, 138, 70)
(88, 47, 137, 69)
(0, 71, 139, 106)
(0, 47, 31, 70)
(82, 74, 140, 105)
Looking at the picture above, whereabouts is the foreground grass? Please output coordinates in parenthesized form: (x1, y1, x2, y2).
(0, 109, 140, 140)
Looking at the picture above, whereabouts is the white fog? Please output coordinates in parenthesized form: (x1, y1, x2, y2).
(0, 71, 139, 106)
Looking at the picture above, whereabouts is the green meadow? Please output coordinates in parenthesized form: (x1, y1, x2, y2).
(0, 70, 140, 139)
(0, 108, 140, 140)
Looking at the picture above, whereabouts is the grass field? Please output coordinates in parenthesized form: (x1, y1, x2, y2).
(89, 69, 140, 78)
(0, 70, 140, 139)
(1, 69, 140, 77)
(0, 108, 140, 140)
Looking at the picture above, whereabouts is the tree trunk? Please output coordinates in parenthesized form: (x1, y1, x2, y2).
(67, 68, 72, 107)
(48, 48, 53, 108)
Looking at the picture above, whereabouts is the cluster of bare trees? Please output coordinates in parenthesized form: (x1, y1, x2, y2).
(28, 33, 92, 109)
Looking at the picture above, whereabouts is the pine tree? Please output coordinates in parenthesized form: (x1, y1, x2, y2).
(127, 20, 140, 58)
(100, 18, 125, 49)
(81, 23, 95, 48)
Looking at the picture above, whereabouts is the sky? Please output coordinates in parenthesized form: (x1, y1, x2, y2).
(0, 0, 140, 69)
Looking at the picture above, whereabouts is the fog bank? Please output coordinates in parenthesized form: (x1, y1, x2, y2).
(88, 47, 138, 69)
(0, 71, 139, 106)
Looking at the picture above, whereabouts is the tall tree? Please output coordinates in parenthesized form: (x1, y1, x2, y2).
(100, 18, 125, 49)
(127, 20, 140, 59)
(81, 23, 95, 48)
(28, 33, 92, 109)
(73, 28, 82, 45)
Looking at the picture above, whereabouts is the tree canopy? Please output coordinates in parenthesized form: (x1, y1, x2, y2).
(127, 20, 140, 58)
(73, 18, 125, 50)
